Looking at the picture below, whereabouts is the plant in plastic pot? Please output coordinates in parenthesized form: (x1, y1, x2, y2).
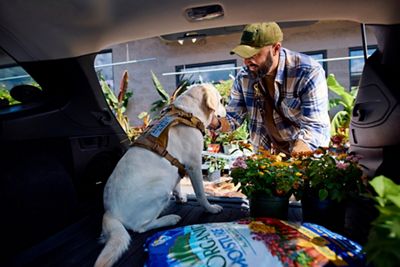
(203, 155, 227, 182)
(296, 143, 365, 233)
(230, 149, 303, 220)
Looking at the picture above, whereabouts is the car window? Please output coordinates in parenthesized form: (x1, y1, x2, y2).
(0, 49, 39, 109)
(91, 20, 377, 128)
(174, 59, 238, 85)
(94, 50, 114, 89)
(349, 46, 377, 88)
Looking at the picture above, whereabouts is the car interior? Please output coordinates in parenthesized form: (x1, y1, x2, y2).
(0, 0, 399, 266)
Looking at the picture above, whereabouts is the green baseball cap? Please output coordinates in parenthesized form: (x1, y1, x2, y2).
(230, 22, 283, 58)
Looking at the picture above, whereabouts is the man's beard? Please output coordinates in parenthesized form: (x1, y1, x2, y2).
(248, 61, 271, 78)
(250, 56, 272, 78)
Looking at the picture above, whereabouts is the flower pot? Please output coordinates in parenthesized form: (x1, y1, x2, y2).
(249, 194, 289, 220)
(222, 143, 239, 154)
(301, 195, 345, 234)
(344, 195, 379, 245)
(207, 144, 221, 153)
(206, 169, 221, 182)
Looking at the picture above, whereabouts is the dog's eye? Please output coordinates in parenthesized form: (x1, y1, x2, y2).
(220, 99, 224, 104)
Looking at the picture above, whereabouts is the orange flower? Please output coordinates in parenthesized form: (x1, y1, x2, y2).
(249, 221, 276, 234)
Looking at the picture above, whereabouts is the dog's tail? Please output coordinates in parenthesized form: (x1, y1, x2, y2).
(94, 211, 131, 267)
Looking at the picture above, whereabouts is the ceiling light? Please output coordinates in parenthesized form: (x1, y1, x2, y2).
(178, 39, 184, 45)
(191, 38, 197, 43)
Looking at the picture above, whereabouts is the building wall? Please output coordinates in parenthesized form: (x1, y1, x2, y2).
(107, 20, 376, 125)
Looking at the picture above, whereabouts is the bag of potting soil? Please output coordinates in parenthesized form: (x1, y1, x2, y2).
(144, 218, 365, 267)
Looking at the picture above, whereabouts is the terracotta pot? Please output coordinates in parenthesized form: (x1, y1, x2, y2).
(249, 193, 289, 220)
(207, 144, 221, 153)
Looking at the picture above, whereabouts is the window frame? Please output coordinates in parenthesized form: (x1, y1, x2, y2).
(175, 59, 237, 86)
(348, 45, 377, 87)
(302, 50, 328, 76)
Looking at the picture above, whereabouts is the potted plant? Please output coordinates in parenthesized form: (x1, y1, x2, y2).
(230, 149, 303, 219)
(203, 129, 222, 153)
(220, 120, 250, 155)
(100, 71, 135, 141)
(364, 175, 400, 267)
(327, 73, 358, 144)
(296, 143, 365, 233)
(203, 155, 228, 182)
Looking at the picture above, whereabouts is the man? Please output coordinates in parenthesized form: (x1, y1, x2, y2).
(210, 22, 331, 155)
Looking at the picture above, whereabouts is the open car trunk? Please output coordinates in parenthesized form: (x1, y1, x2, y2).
(4, 198, 250, 267)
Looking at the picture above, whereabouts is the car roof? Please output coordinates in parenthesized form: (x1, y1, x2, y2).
(1, 0, 400, 62)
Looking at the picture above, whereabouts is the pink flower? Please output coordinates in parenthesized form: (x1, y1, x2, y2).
(336, 162, 350, 170)
(346, 154, 362, 163)
(232, 156, 247, 169)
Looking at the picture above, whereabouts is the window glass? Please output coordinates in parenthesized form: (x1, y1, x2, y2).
(95, 50, 114, 89)
(303, 50, 328, 75)
(175, 60, 237, 85)
(349, 46, 377, 87)
(90, 21, 378, 128)
(0, 50, 38, 107)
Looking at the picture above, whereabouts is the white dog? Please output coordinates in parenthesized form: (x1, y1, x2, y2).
(94, 84, 226, 267)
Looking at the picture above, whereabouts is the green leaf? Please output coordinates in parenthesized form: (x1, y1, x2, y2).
(100, 78, 118, 104)
(328, 98, 341, 110)
(151, 70, 170, 102)
(319, 189, 329, 201)
(330, 110, 349, 136)
(150, 100, 167, 112)
(387, 195, 400, 208)
(370, 176, 400, 198)
(171, 80, 188, 101)
(327, 74, 355, 109)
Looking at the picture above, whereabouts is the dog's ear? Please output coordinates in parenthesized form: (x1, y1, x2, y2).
(203, 85, 218, 112)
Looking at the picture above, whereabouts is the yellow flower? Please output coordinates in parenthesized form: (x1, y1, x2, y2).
(295, 172, 303, 177)
(271, 161, 291, 167)
(293, 160, 302, 166)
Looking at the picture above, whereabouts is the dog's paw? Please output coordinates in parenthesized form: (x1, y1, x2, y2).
(206, 204, 223, 214)
(175, 195, 187, 204)
(164, 214, 182, 225)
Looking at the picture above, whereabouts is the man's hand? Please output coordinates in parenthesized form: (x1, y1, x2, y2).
(208, 115, 221, 130)
(208, 116, 231, 132)
(291, 139, 312, 156)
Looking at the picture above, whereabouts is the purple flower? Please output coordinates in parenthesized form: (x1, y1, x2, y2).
(232, 156, 247, 169)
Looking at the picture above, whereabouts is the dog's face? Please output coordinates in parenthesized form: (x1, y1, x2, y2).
(202, 83, 226, 118)
(175, 84, 226, 125)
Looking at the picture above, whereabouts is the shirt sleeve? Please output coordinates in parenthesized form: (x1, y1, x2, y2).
(224, 75, 249, 131)
(296, 66, 331, 149)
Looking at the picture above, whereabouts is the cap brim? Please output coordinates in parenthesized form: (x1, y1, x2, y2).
(230, 45, 261, 58)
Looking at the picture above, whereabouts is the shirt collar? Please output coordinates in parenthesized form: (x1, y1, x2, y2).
(275, 48, 287, 85)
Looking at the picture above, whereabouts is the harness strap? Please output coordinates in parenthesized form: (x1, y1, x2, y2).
(161, 105, 206, 135)
(133, 135, 187, 177)
(130, 104, 205, 178)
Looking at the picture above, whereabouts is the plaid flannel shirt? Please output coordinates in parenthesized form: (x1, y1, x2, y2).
(225, 48, 331, 151)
